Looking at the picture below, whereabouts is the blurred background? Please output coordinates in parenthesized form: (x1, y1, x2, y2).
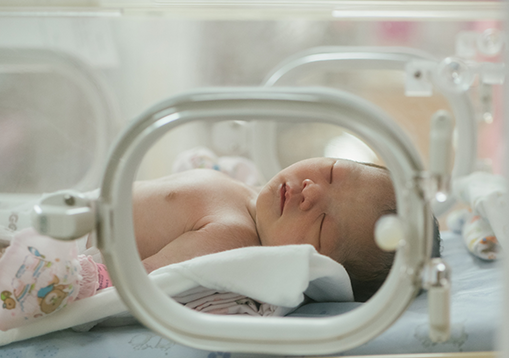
(0, 3, 503, 202)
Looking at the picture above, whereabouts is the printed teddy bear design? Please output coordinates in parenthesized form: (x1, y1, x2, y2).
(1, 290, 16, 309)
(1, 246, 72, 315)
(1, 275, 68, 314)
(0, 229, 82, 331)
(36, 275, 70, 314)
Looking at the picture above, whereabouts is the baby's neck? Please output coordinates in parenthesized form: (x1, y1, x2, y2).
(241, 180, 257, 219)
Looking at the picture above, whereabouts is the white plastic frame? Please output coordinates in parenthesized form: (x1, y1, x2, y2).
(252, 47, 477, 216)
(98, 87, 433, 355)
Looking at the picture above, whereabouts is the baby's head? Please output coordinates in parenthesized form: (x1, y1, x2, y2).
(255, 157, 440, 302)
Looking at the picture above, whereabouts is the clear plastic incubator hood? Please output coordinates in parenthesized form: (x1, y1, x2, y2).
(0, 1, 507, 358)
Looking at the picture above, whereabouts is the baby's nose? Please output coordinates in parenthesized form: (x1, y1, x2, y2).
(299, 179, 321, 211)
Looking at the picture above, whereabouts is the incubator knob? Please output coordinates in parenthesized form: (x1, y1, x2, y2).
(31, 191, 96, 240)
(429, 110, 453, 202)
(477, 29, 504, 56)
(374, 214, 404, 251)
(435, 57, 474, 93)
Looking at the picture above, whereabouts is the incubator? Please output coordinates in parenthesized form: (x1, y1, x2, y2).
(0, 2, 507, 357)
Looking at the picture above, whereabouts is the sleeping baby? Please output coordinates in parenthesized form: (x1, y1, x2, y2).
(0, 153, 441, 329)
(132, 156, 402, 302)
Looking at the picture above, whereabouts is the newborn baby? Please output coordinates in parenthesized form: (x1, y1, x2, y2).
(131, 157, 400, 302)
(0, 155, 441, 331)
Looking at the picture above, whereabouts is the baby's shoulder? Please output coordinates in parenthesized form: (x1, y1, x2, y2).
(154, 169, 241, 194)
(187, 169, 253, 194)
(172, 168, 236, 184)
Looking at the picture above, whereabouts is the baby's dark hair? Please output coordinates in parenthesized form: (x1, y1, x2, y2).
(342, 161, 442, 302)
(345, 214, 441, 302)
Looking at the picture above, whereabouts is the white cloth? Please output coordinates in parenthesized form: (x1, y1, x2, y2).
(453, 172, 509, 247)
(153, 244, 353, 308)
(166, 244, 353, 316)
(0, 244, 352, 346)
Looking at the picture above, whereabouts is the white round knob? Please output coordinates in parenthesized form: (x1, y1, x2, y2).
(435, 57, 474, 93)
(374, 214, 404, 251)
(477, 29, 504, 56)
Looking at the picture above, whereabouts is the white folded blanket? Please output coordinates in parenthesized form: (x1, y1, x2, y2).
(158, 244, 353, 307)
(453, 172, 508, 247)
(0, 242, 353, 346)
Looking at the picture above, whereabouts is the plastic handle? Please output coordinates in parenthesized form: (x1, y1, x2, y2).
(31, 191, 96, 240)
(429, 284, 451, 342)
(32, 205, 95, 240)
(429, 110, 453, 202)
(429, 110, 453, 176)
(426, 258, 451, 343)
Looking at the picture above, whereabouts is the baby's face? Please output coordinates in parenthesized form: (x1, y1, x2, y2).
(255, 158, 395, 264)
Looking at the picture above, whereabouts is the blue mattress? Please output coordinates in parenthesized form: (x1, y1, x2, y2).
(0, 231, 502, 357)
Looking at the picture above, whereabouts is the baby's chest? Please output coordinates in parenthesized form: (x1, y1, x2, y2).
(178, 185, 249, 221)
(135, 171, 254, 238)
(163, 177, 249, 224)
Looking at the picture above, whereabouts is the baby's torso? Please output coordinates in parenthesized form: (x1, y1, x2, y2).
(132, 169, 259, 260)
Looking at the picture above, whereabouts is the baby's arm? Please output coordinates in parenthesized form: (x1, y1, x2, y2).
(141, 221, 260, 273)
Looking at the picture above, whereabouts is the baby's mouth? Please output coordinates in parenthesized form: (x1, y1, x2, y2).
(280, 183, 287, 215)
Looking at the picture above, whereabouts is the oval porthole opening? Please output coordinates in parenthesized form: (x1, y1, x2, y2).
(98, 87, 432, 355)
